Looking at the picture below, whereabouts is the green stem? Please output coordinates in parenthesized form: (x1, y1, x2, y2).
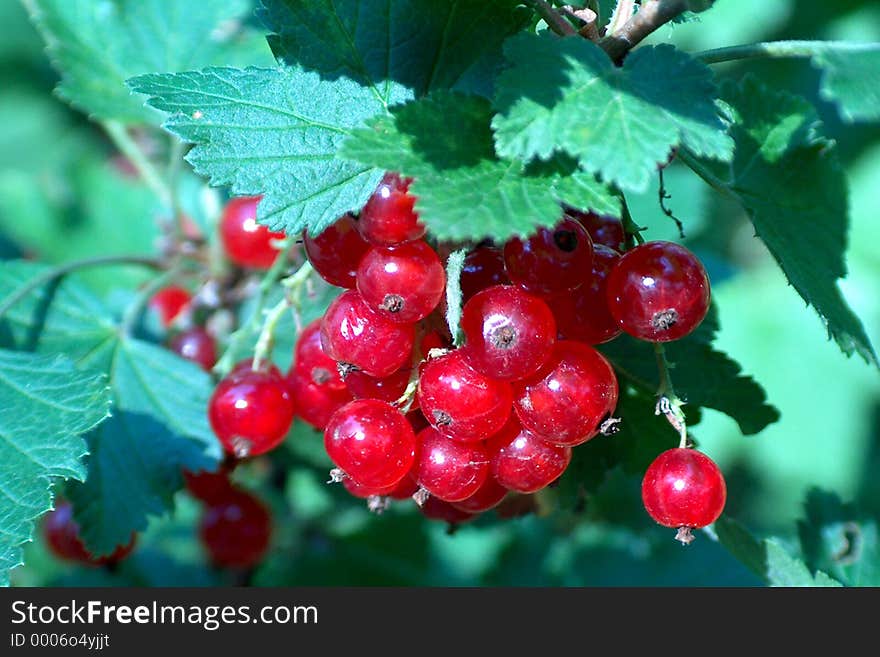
(0, 255, 162, 320)
(620, 195, 645, 249)
(676, 148, 733, 197)
(252, 261, 314, 371)
(166, 136, 186, 238)
(101, 120, 171, 205)
(653, 342, 688, 448)
(693, 39, 880, 65)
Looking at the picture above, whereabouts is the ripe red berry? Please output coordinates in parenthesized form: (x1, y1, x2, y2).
(288, 367, 353, 429)
(149, 285, 191, 326)
(356, 240, 446, 323)
(606, 241, 710, 342)
(547, 245, 622, 345)
(199, 488, 271, 568)
(293, 320, 346, 393)
(419, 497, 477, 524)
(460, 285, 556, 381)
(451, 477, 508, 513)
(414, 427, 490, 502)
(220, 195, 286, 269)
(43, 501, 135, 566)
(460, 246, 510, 303)
(565, 209, 625, 251)
(183, 466, 236, 504)
(513, 341, 618, 446)
(417, 350, 513, 442)
(343, 473, 419, 500)
(170, 327, 217, 371)
(488, 419, 572, 493)
(303, 213, 370, 288)
(320, 290, 416, 378)
(358, 172, 425, 246)
(208, 362, 296, 458)
(503, 219, 593, 296)
(642, 448, 726, 537)
(345, 367, 413, 405)
(324, 399, 417, 489)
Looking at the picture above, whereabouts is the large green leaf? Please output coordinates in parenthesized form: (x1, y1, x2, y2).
(25, 0, 273, 123)
(492, 34, 733, 193)
(0, 350, 110, 586)
(812, 42, 880, 123)
(685, 76, 877, 366)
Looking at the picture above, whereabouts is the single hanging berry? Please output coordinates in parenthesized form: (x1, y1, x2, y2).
(641, 448, 726, 544)
(606, 241, 710, 342)
(413, 426, 491, 502)
(303, 213, 370, 288)
(220, 195, 286, 269)
(357, 172, 425, 246)
(208, 361, 296, 458)
(503, 218, 593, 296)
(199, 487, 272, 567)
(170, 327, 218, 371)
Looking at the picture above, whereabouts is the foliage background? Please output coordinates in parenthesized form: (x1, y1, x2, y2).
(1, 0, 878, 586)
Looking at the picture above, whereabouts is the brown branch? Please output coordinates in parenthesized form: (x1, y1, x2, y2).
(600, 0, 689, 63)
(560, 5, 601, 41)
(530, 0, 577, 37)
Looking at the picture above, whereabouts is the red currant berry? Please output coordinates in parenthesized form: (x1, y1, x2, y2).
(345, 367, 413, 405)
(183, 465, 236, 504)
(565, 209, 625, 251)
(642, 448, 726, 541)
(413, 427, 490, 502)
(503, 219, 593, 296)
(288, 366, 353, 429)
(324, 399, 417, 489)
(170, 327, 218, 371)
(199, 488, 271, 568)
(461, 285, 556, 381)
(513, 341, 618, 447)
(547, 245, 622, 345)
(293, 320, 346, 393)
(451, 477, 508, 513)
(320, 290, 416, 378)
(356, 240, 446, 323)
(303, 213, 370, 288)
(460, 246, 510, 303)
(149, 286, 191, 326)
(358, 172, 425, 246)
(208, 362, 296, 458)
(43, 501, 135, 566)
(220, 195, 286, 269)
(419, 497, 476, 524)
(606, 241, 710, 342)
(342, 477, 397, 499)
(417, 350, 513, 443)
(488, 419, 572, 493)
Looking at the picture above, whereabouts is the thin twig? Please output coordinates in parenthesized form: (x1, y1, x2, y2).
(530, 0, 577, 36)
(653, 342, 688, 448)
(600, 0, 689, 62)
(658, 167, 685, 239)
(619, 195, 646, 250)
(101, 120, 171, 206)
(693, 39, 880, 65)
(251, 260, 314, 371)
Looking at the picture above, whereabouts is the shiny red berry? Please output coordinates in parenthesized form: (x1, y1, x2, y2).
(513, 341, 618, 447)
(208, 362, 296, 458)
(358, 172, 425, 246)
(566, 209, 625, 251)
(503, 219, 593, 296)
(288, 367, 353, 429)
(303, 213, 370, 288)
(606, 241, 710, 342)
(460, 246, 510, 303)
(293, 320, 346, 393)
(488, 419, 571, 493)
(451, 477, 508, 513)
(43, 501, 135, 566)
(343, 473, 419, 500)
(320, 290, 415, 378)
(324, 399, 417, 489)
(199, 488, 271, 568)
(414, 427, 490, 502)
(642, 448, 726, 538)
(417, 350, 513, 442)
(170, 327, 218, 371)
(461, 285, 556, 381)
(149, 286, 191, 326)
(220, 195, 286, 269)
(357, 240, 446, 323)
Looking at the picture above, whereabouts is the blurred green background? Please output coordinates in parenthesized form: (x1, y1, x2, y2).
(2, 0, 878, 586)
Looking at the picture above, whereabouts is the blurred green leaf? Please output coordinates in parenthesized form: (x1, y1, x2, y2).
(813, 42, 880, 122)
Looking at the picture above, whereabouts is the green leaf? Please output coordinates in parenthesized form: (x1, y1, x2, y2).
(686, 76, 877, 366)
(341, 91, 619, 241)
(257, 0, 530, 99)
(0, 350, 110, 586)
(813, 43, 880, 123)
(492, 34, 733, 193)
(715, 517, 843, 586)
(26, 0, 273, 123)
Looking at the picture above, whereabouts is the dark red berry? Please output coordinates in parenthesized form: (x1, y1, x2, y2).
(460, 246, 510, 303)
(461, 285, 556, 381)
(43, 501, 135, 566)
(547, 245, 622, 345)
(451, 477, 508, 513)
(208, 362, 296, 458)
(220, 195, 286, 269)
(420, 329, 452, 355)
(419, 497, 477, 524)
(288, 367, 353, 429)
(293, 320, 346, 393)
(324, 399, 417, 489)
(642, 448, 726, 532)
(183, 466, 236, 504)
(149, 286, 191, 326)
(358, 172, 425, 246)
(503, 219, 593, 296)
(417, 350, 513, 442)
(345, 367, 413, 405)
(414, 427, 490, 502)
(513, 341, 618, 446)
(199, 488, 271, 568)
(303, 213, 370, 288)
(170, 327, 217, 371)
(606, 241, 710, 342)
(566, 209, 625, 251)
(357, 240, 446, 323)
(488, 419, 572, 493)
(320, 290, 416, 378)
